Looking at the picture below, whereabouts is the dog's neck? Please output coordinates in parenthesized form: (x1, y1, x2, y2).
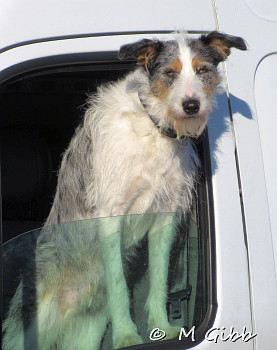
(138, 92, 185, 140)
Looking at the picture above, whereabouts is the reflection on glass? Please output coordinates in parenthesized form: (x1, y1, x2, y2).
(3, 210, 207, 350)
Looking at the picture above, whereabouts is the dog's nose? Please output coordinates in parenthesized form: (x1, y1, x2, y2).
(182, 99, 200, 115)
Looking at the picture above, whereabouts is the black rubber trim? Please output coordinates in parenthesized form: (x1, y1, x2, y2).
(0, 30, 210, 54)
(0, 52, 124, 85)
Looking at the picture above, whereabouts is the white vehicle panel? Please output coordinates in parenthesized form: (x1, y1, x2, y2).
(216, 0, 277, 349)
(254, 54, 277, 281)
(204, 92, 253, 349)
(0, 0, 215, 52)
(245, 0, 277, 21)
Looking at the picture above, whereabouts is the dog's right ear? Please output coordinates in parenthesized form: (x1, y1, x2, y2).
(200, 31, 247, 63)
(119, 39, 163, 69)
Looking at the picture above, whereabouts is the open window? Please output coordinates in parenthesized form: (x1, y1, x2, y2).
(1, 56, 216, 349)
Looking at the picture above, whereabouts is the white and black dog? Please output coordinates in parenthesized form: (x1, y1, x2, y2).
(3, 32, 246, 350)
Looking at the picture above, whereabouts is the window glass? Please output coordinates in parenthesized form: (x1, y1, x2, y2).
(3, 208, 207, 348)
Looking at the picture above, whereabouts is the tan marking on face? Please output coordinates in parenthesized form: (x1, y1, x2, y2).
(192, 57, 202, 71)
(203, 86, 210, 95)
(152, 78, 170, 99)
(203, 85, 215, 97)
(202, 75, 219, 97)
(171, 58, 182, 73)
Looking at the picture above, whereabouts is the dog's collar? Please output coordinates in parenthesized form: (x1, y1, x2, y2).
(138, 93, 185, 140)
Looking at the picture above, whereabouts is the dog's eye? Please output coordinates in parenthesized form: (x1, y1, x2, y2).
(164, 69, 176, 77)
(197, 67, 208, 74)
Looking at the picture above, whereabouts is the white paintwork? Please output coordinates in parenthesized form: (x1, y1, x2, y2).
(0, 34, 167, 74)
(0, 0, 215, 52)
(254, 54, 277, 282)
(202, 90, 253, 349)
(244, 0, 277, 21)
(216, 0, 277, 349)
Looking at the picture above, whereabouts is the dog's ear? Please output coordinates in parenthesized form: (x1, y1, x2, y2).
(119, 39, 163, 69)
(201, 31, 247, 63)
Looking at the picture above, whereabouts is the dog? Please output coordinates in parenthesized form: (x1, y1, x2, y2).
(3, 31, 246, 350)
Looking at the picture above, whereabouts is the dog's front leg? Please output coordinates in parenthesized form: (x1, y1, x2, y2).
(146, 214, 180, 340)
(100, 217, 143, 349)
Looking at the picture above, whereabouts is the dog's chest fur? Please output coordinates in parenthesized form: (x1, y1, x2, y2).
(45, 70, 199, 231)
(119, 127, 196, 212)
(87, 75, 199, 218)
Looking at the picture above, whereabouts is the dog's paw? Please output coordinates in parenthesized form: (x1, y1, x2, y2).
(163, 325, 180, 340)
(114, 332, 143, 349)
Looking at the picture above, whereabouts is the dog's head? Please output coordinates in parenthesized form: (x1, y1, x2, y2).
(119, 32, 247, 138)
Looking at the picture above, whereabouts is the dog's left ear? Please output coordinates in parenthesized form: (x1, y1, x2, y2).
(201, 31, 247, 63)
(119, 39, 163, 69)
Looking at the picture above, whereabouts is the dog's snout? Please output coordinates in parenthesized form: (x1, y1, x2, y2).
(182, 99, 200, 115)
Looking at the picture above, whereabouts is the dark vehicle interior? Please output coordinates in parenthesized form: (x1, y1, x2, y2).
(1, 62, 132, 243)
